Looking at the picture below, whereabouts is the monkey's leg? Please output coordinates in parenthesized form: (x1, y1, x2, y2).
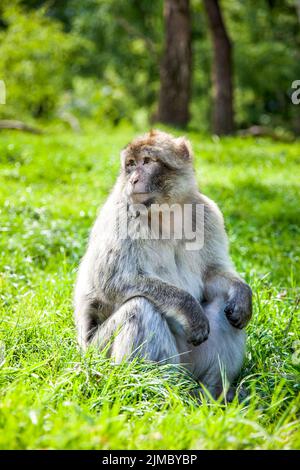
(91, 297, 180, 364)
(189, 298, 246, 400)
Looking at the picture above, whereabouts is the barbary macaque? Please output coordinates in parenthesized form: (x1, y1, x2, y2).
(74, 130, 252, 399)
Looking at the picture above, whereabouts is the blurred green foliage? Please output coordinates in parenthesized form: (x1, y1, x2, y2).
(0, 0, 299, 131)
(0, 1, 89, 119)
(226, 0, 300, 130)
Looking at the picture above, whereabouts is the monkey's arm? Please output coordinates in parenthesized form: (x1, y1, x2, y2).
(201, 196, 252, 329)
(109, 276, 210, 346)
(203, 268, 252, 329)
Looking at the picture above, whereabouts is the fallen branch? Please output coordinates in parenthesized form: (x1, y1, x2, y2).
(0, 120, 43, 134)
(237, 125, 294, 142)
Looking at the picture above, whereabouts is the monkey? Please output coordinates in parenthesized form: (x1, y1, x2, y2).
(74, 130, 252, 399)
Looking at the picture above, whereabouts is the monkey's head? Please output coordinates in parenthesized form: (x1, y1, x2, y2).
(121, 130, 197, 206)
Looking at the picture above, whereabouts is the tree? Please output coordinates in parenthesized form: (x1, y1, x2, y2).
(157, 0, 191, 127)
(204, 0, 234, 135)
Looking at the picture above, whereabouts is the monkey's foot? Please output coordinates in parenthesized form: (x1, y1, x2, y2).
(186, 319, 210, 346)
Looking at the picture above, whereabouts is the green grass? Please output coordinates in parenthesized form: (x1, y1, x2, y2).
(0, 125, 299, 449)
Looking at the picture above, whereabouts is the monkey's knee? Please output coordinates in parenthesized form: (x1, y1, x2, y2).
(93, 297, 179, 364)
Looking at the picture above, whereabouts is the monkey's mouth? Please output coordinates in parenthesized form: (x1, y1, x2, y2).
(130, 192, 151, 203)
(129, 191, 159, 206)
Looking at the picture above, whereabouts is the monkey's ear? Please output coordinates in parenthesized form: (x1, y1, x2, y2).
(149, 128, 159, 138)
(175, 137, 193, 162)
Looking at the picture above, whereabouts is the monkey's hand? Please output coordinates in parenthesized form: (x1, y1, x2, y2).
(224, 282, 252, 329)
(183, 298, 210, 346)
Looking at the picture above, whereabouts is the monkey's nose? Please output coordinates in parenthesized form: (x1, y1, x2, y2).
(130, 174, 139, 186)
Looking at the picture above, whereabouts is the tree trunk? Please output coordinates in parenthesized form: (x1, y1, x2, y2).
(204, 0, 234, 135)
(157, 0, 192, 127)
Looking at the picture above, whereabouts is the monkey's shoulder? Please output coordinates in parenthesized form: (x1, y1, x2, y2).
(194, 192, 224, 221)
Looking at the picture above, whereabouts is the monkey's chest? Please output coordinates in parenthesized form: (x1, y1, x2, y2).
(141, 241, 204, 301)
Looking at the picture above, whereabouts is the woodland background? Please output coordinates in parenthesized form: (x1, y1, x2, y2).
(0, 0, 300, 135)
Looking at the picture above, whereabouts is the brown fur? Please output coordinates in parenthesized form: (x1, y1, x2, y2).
(123, 130, 193, 169)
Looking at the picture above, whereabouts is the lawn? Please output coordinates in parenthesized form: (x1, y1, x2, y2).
(0, 126, 299, 449)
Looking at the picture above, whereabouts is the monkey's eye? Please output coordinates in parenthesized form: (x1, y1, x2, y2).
(127, 159, 136, 167)
(143, 157, 151, 165)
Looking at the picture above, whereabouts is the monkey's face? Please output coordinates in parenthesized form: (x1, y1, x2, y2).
(123, 150, 167, 205)
(121, 130, 196, 206)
